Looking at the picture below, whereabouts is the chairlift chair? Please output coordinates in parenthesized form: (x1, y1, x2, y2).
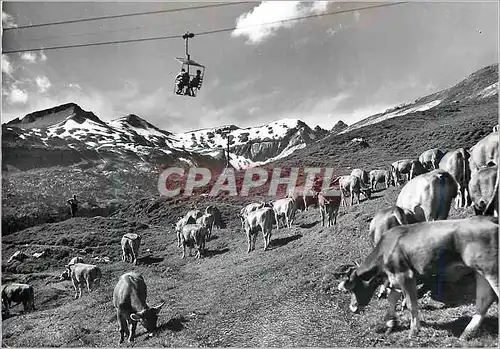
(174, 32, 205, 97)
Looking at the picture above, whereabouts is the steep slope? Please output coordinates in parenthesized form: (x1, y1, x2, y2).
(341, 63, 498, 133)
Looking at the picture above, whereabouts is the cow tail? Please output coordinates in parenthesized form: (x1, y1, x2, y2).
(483, 169, 499, 216)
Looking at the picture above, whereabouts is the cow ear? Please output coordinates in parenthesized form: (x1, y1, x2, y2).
(154, 301, 166, 314)
(130, 313, 141, 322)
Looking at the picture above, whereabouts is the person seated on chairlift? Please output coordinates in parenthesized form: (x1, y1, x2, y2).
(175, 69, 190, 94)
(186, 70, 203, 96)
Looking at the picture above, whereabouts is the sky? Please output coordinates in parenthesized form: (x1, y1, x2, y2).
(1, 1, 498, 133)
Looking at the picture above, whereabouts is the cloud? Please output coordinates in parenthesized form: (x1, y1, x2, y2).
(36, 76, 52, 93)
(2, 11, 17, 28)
(4, 86, 28, 104)
(2, 54, 14, 76)
(231, 1, 330, 44)
(20, 51, 47, 64)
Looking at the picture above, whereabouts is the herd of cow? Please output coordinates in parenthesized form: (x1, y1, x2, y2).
(1, 126, 498, 344)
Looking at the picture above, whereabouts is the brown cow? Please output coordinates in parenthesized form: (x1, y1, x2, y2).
(121, 233, 141, 265)
(113, 272, 165, 343)
(390, 159, 413, 185)
(468, 165, 499, 216)
(419, 148, 445, 171)
(2, 283, 35, 316)
(396, 169, 457, 221)
(338, 217, 498, 340)
(470, 131, 499, 174)
(439, 148, 471, 208)
(318, 188, 342, 227)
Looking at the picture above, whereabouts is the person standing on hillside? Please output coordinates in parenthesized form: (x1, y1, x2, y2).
(67, 194, 79, 218)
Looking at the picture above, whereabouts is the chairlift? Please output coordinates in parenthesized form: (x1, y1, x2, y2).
(174, 32, 205, 98)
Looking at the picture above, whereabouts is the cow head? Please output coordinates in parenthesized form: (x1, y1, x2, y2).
(130, 301, 165, 336)
(337, 269, 379, 313)
(60, 268, 71, 281)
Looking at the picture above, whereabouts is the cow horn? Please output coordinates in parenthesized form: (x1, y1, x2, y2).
(154, 301, 166, 313)
(355, 261, 360, 267)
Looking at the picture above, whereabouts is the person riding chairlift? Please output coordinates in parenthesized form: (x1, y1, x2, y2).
(186, 70, 203, 96)
(175, 69, 190, 94)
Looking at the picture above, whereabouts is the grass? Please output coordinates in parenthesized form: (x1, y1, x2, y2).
(2, 185, 498, 347)
(2, 93, 498, 347)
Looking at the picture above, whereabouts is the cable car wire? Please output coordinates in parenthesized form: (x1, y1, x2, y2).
(2, 2, 407, 54)
(3, 2, 249, 31)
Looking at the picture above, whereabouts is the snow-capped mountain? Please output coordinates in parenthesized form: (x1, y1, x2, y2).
(173, 119, 328, 169)
(341, 63, 499, 134)
(2, 103, 329, 171)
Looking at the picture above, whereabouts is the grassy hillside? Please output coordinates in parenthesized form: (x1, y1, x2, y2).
(2, 186, 497, 347)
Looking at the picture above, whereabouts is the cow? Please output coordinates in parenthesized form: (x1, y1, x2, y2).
(60, 263, 102, 299)
(288, 186, 319, 212)
(196, 213, 215, 239)
(468, 165, 499, 216)
(239, 202, 271, 229)
(121, 233, 141, 265)
(409, 160, 428, 180)
(318, 188, 342, 227)
(205, 205, 224, 229)
(369, 206, 419, 300)
(470, 131, 499, 175)
(1, 283, 35, 316)
(68, 256, 84, 265)
(339, 175, 371, 206)
(113, 272, 165, 344)
(338, 217, 499, 341)
(272, 198, 296, 229)
(179, 224, 206, 259)
(175, 215, 196, 247)
(439, 148, 471, 208)
(242, 207, 274, 253)
(350, 169, 369, 186)
(390, 159, 414, 185)
(396, 169, 457, 222)
(369, 170, 394, 191)
(419, 148, 445, 171)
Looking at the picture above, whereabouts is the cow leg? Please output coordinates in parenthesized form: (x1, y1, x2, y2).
(246, 232, 252, 253)
(460, 273, 497, 340)
(182, 243, 186, 259)
(275, 213, 280, 229)
(177, 231, 181, 248)
(401, 277, 420, 337)
(128, 321, 137, 342)
(87, 278, 92, 293)
(252, 233, 258, 251)
(384, 288, 402, 334)
(72, 279, 79, 299)
(320, 208, 325, 227)
(117, 312, 127, 344)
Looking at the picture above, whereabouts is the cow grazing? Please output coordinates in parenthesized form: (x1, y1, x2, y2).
(369, 170, 394, 191)
(396, 169, 457, 222)
(439, 147, 471, 208)
(350, 169, 369, 186)
(409, 160, 428, 180)
(468, 165, 499, 216)
(391, 159, 413, 185)
(272, 198, 296, 229)
(339, 175, 371, 206)
(338, 217, 499, 340)
(121, 233, 141, 265)
(60, 263, 102, 299)
(205, 205, 224, 229)
(179, 224, 206, 259)
(196, 213, 215, 239)
(243, 207, 274, 252)
(113, 272, 165, 344)
(318, 188, 342, 227)
(1, 283, 35, 315)
(470, 131, 499, 175)
(419, 148, 445, 171)
(288, 186, 319, 212)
